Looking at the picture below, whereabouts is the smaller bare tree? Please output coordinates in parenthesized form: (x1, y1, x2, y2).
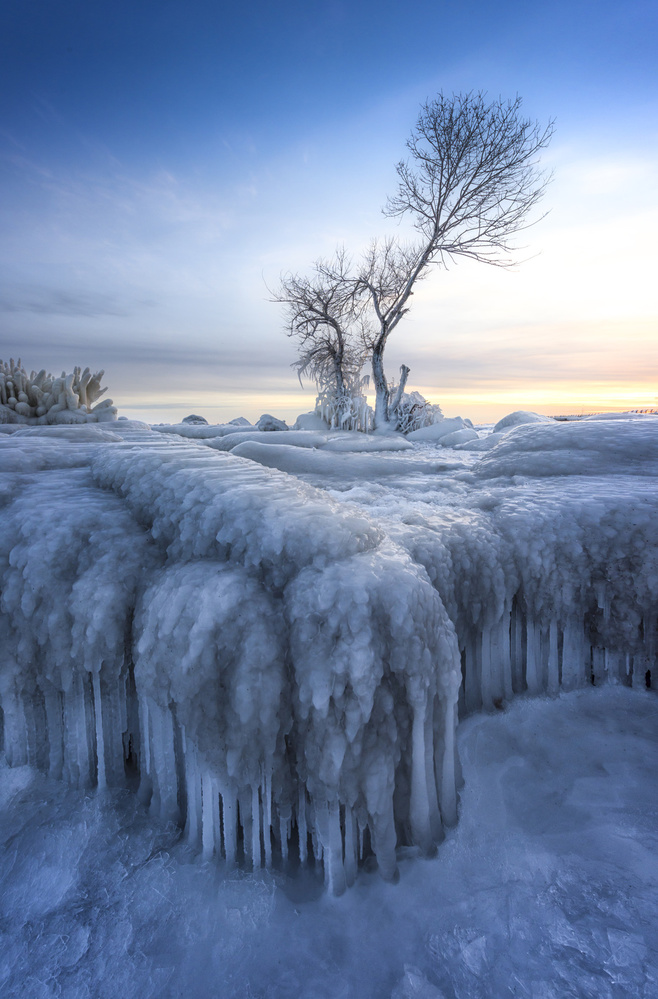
(273, 250, 370, 429)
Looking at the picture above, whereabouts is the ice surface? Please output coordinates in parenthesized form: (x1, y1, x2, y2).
(1, 687, 657, 998)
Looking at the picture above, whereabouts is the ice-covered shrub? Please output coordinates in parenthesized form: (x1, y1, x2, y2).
(390, 389, 443, 434)
(0, 358, 117, 424)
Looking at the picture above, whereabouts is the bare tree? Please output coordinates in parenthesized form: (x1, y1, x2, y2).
(359, 92, 554, 427)
(275, 92, 553, 431)
(272, 250, 370, 428)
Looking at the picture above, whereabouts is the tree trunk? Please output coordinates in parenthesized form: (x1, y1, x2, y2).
(389, 365, 410, 421)
(371, 345, 390, 429)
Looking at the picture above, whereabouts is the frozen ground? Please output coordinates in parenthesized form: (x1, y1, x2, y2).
(1, 686, 657, 999)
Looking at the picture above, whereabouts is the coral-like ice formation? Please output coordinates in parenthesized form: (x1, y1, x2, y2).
(0, 358, 117, 425)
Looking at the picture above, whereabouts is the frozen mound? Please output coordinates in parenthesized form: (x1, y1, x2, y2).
(453, 432, 505, 452)
(474, 418, 658, 479)
(435, 428, 478, 447)
(0, 435, 466, 891)
(231, 440, 459, 478)
(207, 430, 328, 451)
(492, 410, 555, 432)
(0, 357, 117, 424)
(181, 413, 209, 424)
(293, 410, 330, 431)
(406, 416, 471, 442)
(1, 424, 658, 894)
(322, 434, 413, 452)
(257, 413, 288, 431)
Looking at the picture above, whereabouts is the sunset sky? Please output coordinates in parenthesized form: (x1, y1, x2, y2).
(1, 0, 656, 424)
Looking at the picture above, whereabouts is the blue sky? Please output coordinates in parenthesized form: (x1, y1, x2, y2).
(1, 0, 657, 423)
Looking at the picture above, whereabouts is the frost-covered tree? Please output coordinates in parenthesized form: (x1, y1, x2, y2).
(276, 93, 553, 430)
(273, 250, 372, 430)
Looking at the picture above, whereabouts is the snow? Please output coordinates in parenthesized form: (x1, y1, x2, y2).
(1, 412, 658, 992)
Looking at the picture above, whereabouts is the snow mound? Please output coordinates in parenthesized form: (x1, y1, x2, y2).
(322, 434, 413, 452)
(206, 430, 327, 451)
(475, 418, 658, 478)
(293, 411, 330, 432)
(257, 413, 288, 431)
(406, 417, 470, 442)
(435, 428, 478, 447)
(492, 410, 555, 432)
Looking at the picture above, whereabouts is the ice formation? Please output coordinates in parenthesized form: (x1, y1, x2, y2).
(0, 358, 117, 425)
(1, 415, 657, 893)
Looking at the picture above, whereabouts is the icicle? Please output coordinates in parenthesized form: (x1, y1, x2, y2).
(547, 621, 560, 694)
(183, 734, 202, 848)
(263, 770, 272, 867)
(480, 627, 493, 711)
(409, 691, 435, 855)
(239, 790, 253, 868)
(212, 778, 222, 859)
(591, 647, 606, 686)
(317, 801, 346, 896)
(343, 805, 357, 887)
(92, 672, 106, 790)
(201, 772, 214, 860)
(424, 696, 442, 844)
(500, 606, 514, 701)
(525, 620, 542, 694)
(279, 814, 289, 862)
(148, 700, 179, 823)
(251, 784, 261, 868)
(463, 635, 481, 713)
(562, 620, 587, 690)
(511, 603, 525, 693)
(220, 788, 237, 867)
(297, 786, 308, 866)
(43, 686, 64, 780)
(438, 700, 458, 827)
(370, 802, 398, 883)
(139, 694, 151, 776)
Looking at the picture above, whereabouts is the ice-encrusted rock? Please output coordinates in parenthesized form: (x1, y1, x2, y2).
(293, 411, 331, 432)
(182, 414, 209, 424)
(257, 413, 288, 431)
(492, 410, 554, 433)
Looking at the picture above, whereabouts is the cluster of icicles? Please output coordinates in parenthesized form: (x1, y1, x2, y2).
(0, 357, 116, 424)
(0, 432, 656, 893)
